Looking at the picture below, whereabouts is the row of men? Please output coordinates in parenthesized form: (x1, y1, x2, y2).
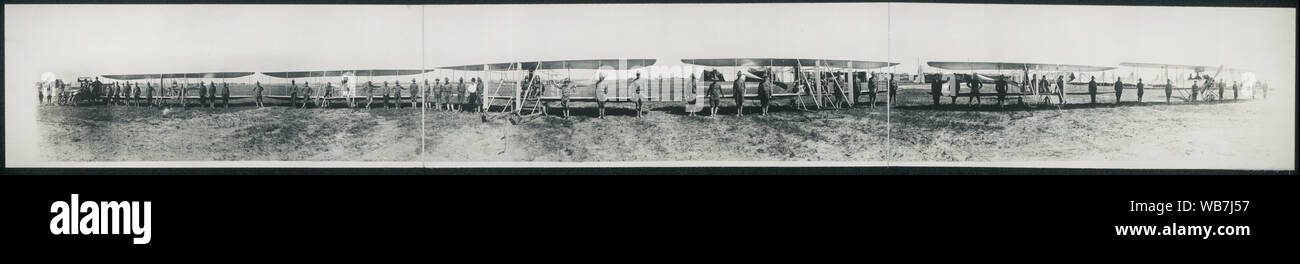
(69, 77, 232, 107)
(688, 70, 901, 117)
(261, 77, 483, 111)
(926, 74, 1255, 107)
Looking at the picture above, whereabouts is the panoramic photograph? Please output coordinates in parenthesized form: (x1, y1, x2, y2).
(5, 3, 1293, 169)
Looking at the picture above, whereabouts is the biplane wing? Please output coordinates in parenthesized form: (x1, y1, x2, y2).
(1118, 62, 1232, 73)
(260, 69, 435, 78)
(682, 58, 898, 69)
(438, 59, 658, 71)
(102, 72, 257, 80)
(927, 61, 1116, 72)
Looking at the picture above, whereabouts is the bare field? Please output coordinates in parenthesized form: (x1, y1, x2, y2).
(35, 91, 1291, 168)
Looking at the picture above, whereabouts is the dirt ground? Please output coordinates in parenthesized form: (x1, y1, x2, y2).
(35, 91, 1293, 168)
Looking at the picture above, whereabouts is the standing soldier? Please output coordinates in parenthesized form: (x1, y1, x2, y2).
(630, 72, 643, 117)
(254, 81, 265, 108)
(393, 80, 403, 109)
(381, 81, 392, 109)
(1055, 76, 1066, 105)
(559, 78, 572, 118)
(322, 82, 333, 108)
(708, 73, 722, 117)
(1113, 77, 1124, 105)
(432, 79, 442, 110)
(930, 76, 943, 106)
(596, 74, 609, 118)
(1136, 78, 1145, 103)
(133, 82, 142, 107)
(410, 79, 420, 108)
(1232, 81, 1239, 100)
(208, 81, 218, 108)
(966, 76, 981, 106)
(456, 78, 467, 112)
(222, 82, 231, 108)
(888, 74, 899, 105)
(1087, 76, 1098, 105)
(289, 80, 299, 108)
(473, 77, 483, 112)
(733, 71, 746, 117)
(299, 81, 312, 108)
(994, 76, 1008, 108)
(1190, 81, 1199, 102)
(687, 74, 699, 117)
(198, 82, 208, 107)
(365, 81, 376, 109)
(867, 74, 878, 108)
(1112, 76, 1123, 104)
(145, 82, 155, 108)
(91, 77, 104, 105)
(851, 72, 862, 106)
(442, 77, 452, 111)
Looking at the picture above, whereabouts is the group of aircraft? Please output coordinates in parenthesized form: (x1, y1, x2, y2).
(43, 58, 1266, 122)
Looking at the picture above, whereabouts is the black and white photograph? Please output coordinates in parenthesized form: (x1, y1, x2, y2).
(5, 2, 1294, 169)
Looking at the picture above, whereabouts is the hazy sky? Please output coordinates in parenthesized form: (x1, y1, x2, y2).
(5, 4, 1293, 82)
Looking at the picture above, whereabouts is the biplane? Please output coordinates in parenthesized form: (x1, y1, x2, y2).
(260, 69, 436, 107)
(1117, 62, 1251, 102)
(925, 61, 1117, 105)
(436, 58, 657, 119)
(681, 58, 899, 112)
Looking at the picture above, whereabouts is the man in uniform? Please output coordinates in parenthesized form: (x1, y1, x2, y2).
(888, 75, 899, 105)
(301, 81, 314, 108)
(380, 81, 392, 109)
(851, 72, 862, 106)
(431, 79, 442, 110)
(596, 74, 608, 118)
(687, 74, 699, 117)
(733, 71, 746, 117)
(198, 82, 208, 107)
(1136, 78, 1145, 103)
(423, 79, 434, 108)
(966, 75, 981, 106)
(207, 81, 217, 108)
(1113, 77, 1124, 105)
(289, 80, 299, 108)
(365, 81, 376, 109)
(456, 78, 467, 112)
(393, 80, 403, 109)
(1087, 76, 1098, 105)
(994, 76, 1008, 108)
(91, 77, 104, 105)
(322, 82, 333, 108)
(1232, 81, 1239, 100)
(174, 81, 185, 108)
(133, 82, 142, 107)
(867, 73, 878, 108)
(930, 76, 943, 106)
(559, 78, 572, 118)
(1190, 81, 1199, 102)
(706, 72, 722, 117)
(145, 82, 155, 108)
(1055, 76, 1066, 105)
(254, 81, 265, 108)
(410, 79, 420, 109)
(630, 72, 643, 117)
